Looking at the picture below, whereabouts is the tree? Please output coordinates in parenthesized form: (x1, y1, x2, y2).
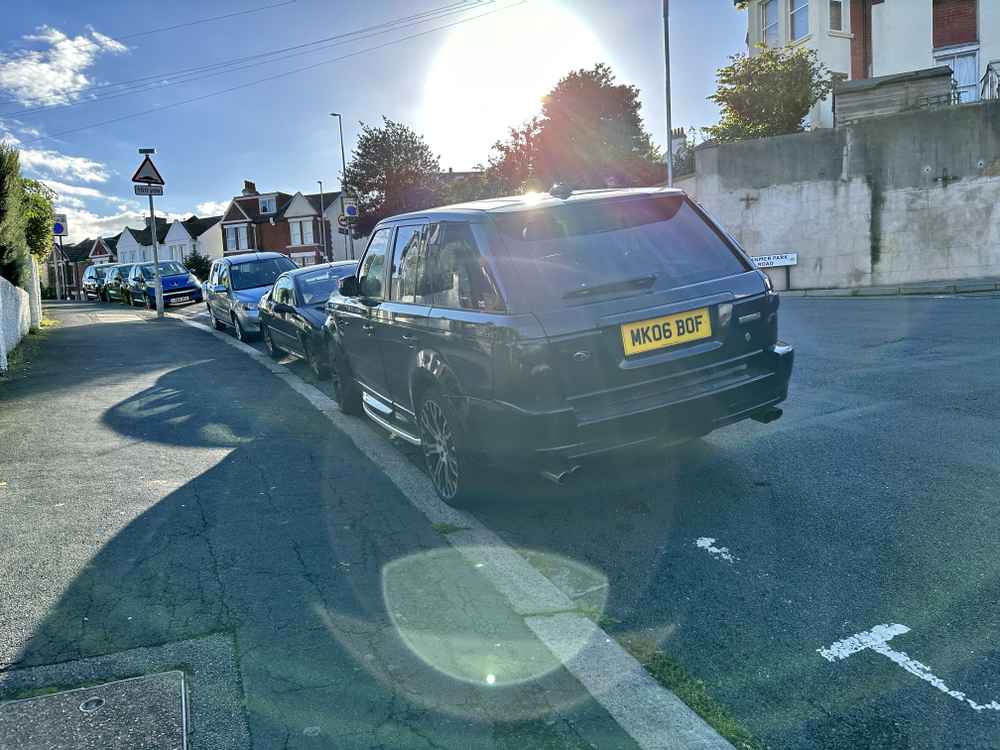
(23, 179, 56, 264)
(184, 248, 211, 281)
(705, 45, 834, 143)
(485, 118, 545, 194)
(487, 64, 662, 192)
(342, 117, 442, 236)
(0, 144, 29, 287)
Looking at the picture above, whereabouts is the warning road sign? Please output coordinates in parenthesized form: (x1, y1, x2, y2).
(132, 155, 165, 185)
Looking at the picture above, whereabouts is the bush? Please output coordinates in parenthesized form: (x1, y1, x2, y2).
(184, 250, 211, 281)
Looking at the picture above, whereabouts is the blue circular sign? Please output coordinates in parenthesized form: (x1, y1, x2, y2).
(53, 222, 65, 234)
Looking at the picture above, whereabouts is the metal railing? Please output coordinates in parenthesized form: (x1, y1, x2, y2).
(982, 62, 1000, 101)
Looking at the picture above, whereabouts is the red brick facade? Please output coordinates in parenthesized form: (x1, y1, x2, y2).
(933, 0, 977, 48)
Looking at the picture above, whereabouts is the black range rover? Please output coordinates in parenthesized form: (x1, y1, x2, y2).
(325, 187, 793, 503)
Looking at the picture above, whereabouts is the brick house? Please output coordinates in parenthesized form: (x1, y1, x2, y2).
(742, 0, 1000, 126)
(88, 233, 119, 266)
(220, 181, 346, 265)
(41, 232, 121, 298)
(44, 239, 90, 298)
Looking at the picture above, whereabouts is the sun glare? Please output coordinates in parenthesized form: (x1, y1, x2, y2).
(421, 0, 606, 170)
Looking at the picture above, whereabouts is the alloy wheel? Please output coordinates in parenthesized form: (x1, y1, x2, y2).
(419, 399, 460, 501)
(263, 326, 280, 358)
(233, 315, 244, 341)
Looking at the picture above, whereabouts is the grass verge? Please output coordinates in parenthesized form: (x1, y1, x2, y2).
(616, 633, 765, 750)
(1, 318, 58, 378)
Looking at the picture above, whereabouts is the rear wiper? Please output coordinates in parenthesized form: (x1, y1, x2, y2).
(562, 274, 656, 300)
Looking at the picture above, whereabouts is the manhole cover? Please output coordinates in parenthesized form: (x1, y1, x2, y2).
(0, 671, 187, 749)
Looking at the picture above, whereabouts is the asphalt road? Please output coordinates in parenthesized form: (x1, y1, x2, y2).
(2, 294, 999, 750)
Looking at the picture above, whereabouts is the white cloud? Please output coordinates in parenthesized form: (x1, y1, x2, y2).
(0, 26, 128, 106)
(18, 147, 109, 182)
(195, 200, 229, 216)
(40, 179, 107, 199)
(55, 196, 86, 209)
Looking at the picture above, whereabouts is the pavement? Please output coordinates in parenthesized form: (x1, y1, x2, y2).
(2, 295, 1000, 750)
(786, 276, 1000, 297)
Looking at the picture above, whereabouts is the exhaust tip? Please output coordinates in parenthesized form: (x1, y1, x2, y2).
(751, 407, 783, 424)
(541, 465, 582, 486)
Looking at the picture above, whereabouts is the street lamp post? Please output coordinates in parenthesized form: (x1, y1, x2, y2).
(663, 0, 674, 187)
(330, 112, 354, 260)
(317, 180, 328, 262)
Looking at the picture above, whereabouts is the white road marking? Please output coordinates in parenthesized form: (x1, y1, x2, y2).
(173, 315, 734, 750)
(819, 624, 1000, 712)
(694, 537, 737, 564)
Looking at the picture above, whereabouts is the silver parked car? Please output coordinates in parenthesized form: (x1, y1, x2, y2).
(204, 252, 296, 341)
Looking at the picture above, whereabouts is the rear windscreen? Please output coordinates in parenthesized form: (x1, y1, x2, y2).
(493, 196, 749, 307)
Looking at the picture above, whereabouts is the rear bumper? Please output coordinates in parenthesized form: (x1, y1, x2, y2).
(464, 343, 794, 468)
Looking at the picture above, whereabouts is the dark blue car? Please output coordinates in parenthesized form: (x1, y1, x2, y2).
(126, 261, 204, 308)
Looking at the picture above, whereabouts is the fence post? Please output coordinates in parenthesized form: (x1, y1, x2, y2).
(29, 257, 42, 330)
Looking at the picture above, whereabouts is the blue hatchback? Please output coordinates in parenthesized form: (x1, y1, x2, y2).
(126, 261, 204, 308)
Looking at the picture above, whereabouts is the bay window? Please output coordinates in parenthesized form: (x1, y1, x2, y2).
(289, 219, 315, 246)
(762, 0, 779, 46)
(790, 0, 809, 41)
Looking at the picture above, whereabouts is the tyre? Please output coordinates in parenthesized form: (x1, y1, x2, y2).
(329, 342, 362, 416)
(232, 314, 251, 342)
(417, 388, 476, 505)
(211, 310, 225, 330)
(124, 292, 132, 306)
(262, 324, 282, 359)
(303, 336, 330, 380)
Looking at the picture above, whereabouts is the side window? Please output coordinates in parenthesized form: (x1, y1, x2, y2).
(274, 277, 293, 305)
(220, 266, 231, 290)
(422, 222, 504, 312)
(390, 225, 424, 303)
(209, 263, 220, 286)
(358, 228, 392, 300)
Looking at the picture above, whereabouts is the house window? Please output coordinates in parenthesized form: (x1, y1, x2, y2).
(936, 46, 980, 102)
(933, 0, 977, 49)
(829, 0, 843, 31)
(259, 196, 276, 214)
(289, 219, 314, 246)
(790, 0, 809, 40)
(762, 0, 779, 46)
(225, 225, 249, 251)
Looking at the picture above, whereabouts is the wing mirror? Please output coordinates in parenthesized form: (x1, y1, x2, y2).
(338, 275, 360, 297)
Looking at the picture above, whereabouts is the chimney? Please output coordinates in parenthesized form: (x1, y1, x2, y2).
(242, 180, 258, 196)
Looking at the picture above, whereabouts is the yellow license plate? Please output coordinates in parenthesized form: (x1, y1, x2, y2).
(620, 307, 712, 357)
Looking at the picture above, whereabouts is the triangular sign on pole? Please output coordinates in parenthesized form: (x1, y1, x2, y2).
(132, 155, 165, 185)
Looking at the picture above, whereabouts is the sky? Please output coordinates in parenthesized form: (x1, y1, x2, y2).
(0, 0, 747, 243)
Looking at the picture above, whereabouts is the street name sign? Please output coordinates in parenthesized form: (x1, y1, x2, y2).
(134, 184, 164, 196)
(751, 253, 798, 269)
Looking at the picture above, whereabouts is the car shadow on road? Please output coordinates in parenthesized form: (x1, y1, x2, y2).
(6, 360, 633, 749)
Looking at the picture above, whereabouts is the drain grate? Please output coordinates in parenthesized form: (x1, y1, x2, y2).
(0, 671, 187, 749)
